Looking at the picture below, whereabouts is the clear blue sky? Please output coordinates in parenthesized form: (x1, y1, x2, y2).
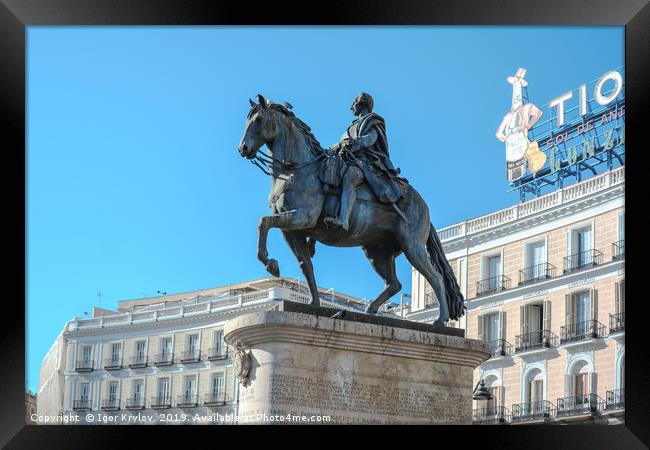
(26, 26, 623, 392)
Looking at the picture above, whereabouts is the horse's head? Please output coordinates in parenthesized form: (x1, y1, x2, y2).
(238, 94, 277, 159)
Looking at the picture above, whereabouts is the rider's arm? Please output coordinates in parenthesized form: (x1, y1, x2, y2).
(351, 128, 378, 153)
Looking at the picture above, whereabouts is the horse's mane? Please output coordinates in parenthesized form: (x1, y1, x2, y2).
(248, 102, 325, 156)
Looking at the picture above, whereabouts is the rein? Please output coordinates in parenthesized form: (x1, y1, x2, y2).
(250, 148, 325, 176)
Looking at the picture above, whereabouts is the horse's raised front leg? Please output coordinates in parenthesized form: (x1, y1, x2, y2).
(257, 209, 312, 277)
(282, 231, 320, 307)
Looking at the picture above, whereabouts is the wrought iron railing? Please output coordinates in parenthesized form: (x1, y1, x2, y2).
(176, 394, 199, 407)
(207, 347, 228, 361)
(487, 339, 513, 357)
(518, 262, 556, 286)
(153, 353, 174, 366)
(606, 389, 625, 410)
(560, 320, 605, 344)
(472, 406, 511, 424)
(511, 400, 555, 423)
(556, 393, 604, 417)
(180, 350, 201, 363)
(104, 357, 122, 370)
(75, 360, 94, 372)
(609, 312, 625, 333)
(563, 249, 604, 274)
(150, 395, 172, 409)
(515, 330, 558, 353)
(100, 398, 120, 411)
(128, 355, 148, 368)
(204, 392, 228, 406)
(72, 399, 92, 411)
(476, 275, 511, 297)
(612, 240, 625, 260)
(124, 397, 145, 410)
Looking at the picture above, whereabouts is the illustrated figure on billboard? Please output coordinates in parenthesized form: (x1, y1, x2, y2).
(495, 68, 544, 181)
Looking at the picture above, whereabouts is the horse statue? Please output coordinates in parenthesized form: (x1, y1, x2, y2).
(237, 94, 464, 325)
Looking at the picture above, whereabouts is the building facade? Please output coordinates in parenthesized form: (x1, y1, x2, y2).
(36, 277, 369, 424)
(408, 167, 625, 424)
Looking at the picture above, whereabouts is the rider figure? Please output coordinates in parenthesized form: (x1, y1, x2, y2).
(323, 92, 404, 231)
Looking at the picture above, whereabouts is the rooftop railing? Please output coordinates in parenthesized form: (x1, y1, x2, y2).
(437, 167, 624, 243)
(476, 275, 511, 297)
(560, 320, 605, 344)
(563, 249, 604, 274)
(518, 262, 556, 286)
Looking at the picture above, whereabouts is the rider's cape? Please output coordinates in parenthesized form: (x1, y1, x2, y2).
(346, 113, 404, 204)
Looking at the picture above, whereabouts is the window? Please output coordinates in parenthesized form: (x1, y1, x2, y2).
(132, 380, 144, 402)
(187, 334, 199, 354)
(81, 345, 92, 364)
(110, 343, 121, 364)
(519, 300, 551, 350)
(210, 372, 225, 403)
(213, 330, 224, 355)
(157, 378, 170, 402)
(78, 382, 90, 402)
(529, 379, 543, 403)
(182, 375, 197, 402)
(487, 255, 502, 289)
(424, 284, 437, 308)
(525, 240, 546, 279)
(478, 312, 501, 343)
(108, 381, 119, 402)
(160, 337, 172, 357)
(135, 340, 146, 360)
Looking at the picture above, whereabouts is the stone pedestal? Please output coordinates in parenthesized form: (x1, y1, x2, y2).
(224, 301, 490, 424)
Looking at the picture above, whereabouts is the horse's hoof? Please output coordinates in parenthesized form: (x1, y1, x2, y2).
(433, 318, 446, 327)
(265, 259, 280, 277)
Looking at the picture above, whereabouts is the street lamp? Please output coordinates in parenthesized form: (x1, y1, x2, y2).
(472, 379, 493, 423)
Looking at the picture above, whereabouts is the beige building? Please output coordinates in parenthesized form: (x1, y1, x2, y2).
(408, 166, 625, 424)
(36, 277, 370, 424)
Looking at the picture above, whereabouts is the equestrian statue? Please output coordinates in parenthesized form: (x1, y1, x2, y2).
(237, 93, 464, 325)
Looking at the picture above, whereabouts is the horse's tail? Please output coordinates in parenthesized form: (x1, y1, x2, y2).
(426, 223, 465, 321)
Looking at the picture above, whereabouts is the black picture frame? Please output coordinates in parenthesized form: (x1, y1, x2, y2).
(3, 0, 648, 447)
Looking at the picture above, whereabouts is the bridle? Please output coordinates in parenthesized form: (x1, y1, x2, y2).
(248, 146, 325, 177)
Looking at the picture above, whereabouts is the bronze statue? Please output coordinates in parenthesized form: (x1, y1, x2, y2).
(237, 94, 464, 325)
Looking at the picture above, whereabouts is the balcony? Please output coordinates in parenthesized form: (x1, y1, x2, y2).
(472, 406, 511, 424)
(124, 397, 145, 410)
(75, 360, 94, 372)
(609, 312, 625, 333)
(180, 350, 201, 364)
(153, 353, 174, 366)
(100, 398, 120, 411)
(515, 330, 558, 353)
(511, 400, 556, 423)
(612, 240, 625, 260)
(150, 395, 172, 409)
(104, 357, 122, 370)
(72, 399, 92, 411)
(518, 262, 556, 286)
(487, 339, 513, 358)
(556, 393, 604, 418)
(128, 355, 148, 368)
(207, 347, 228, 361)
(176, 394, 199, 408)
(605, 389, 625, 410)
(563, 249, 604, 274)
(476, 275, 511, 297)
(560, 320, 605, 344)
(204, 392, 227, 407)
